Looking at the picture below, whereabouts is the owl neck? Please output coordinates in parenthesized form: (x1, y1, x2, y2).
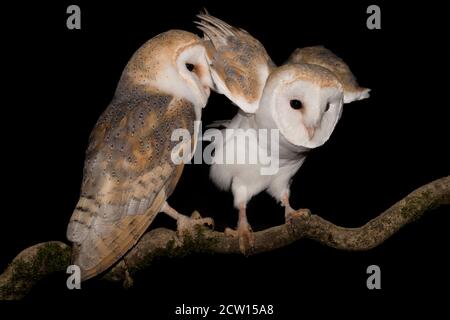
(238, 111, 311, 161)
(278, 134, 311, 160)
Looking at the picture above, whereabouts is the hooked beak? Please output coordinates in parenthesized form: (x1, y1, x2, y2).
(196, 70, 212, 107)
(306, 126, 316, 140)
(203, 85, 211, 96)
(202, 85, 211, 106)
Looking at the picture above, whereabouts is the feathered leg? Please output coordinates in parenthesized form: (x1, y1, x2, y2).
(225, 203, 255, 255)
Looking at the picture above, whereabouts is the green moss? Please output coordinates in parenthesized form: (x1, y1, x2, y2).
(130, 226, 218, 275)
(15, 243, 69, 280)
(167, 225, 219, 255)
(0, 243, 71, 299)
(34, 243, 71, 274)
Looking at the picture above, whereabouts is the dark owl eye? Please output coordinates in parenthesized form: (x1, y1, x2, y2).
(325, 103, 331, 112)
(185, 63, 195, 72)
(290, 99, 303, 110)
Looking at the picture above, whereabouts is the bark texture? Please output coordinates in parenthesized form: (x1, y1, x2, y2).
(1, 176, 449, 300)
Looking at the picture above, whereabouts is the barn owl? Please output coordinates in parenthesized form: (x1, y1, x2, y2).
(66, 30, 216, 281)
(209, 63, 363, 254)
(198, 14, 370, 254)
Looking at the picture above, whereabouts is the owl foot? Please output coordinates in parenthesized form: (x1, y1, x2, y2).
(285, 208, 311, 223)
(224, 227, 238, 237)
(285, 208, 311, 233)
(281, 193, 310, 225)
(176, 214, 214, 240)
(161, 202, 214, 240)
(225, 204, 255, 255)
(225, 223, 255, 255)
(238, 221, 255, 255)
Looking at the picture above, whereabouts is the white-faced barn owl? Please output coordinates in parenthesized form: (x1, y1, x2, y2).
(196, 14, 370, 254)
(208, 64, 349, 254)
(66, 30, 216, 281)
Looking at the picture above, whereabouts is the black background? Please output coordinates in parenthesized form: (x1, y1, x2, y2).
(1, 0, 449, 316)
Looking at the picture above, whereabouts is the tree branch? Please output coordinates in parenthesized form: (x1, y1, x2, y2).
(1, 176, 449, 299)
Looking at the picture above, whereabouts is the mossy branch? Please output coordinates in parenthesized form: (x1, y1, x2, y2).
(1, 176, 449, 300)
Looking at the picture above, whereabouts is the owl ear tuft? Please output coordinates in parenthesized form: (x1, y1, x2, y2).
(343, 87, 371, 103)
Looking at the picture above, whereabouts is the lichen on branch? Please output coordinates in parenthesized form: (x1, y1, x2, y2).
(1, 176, 449, 300)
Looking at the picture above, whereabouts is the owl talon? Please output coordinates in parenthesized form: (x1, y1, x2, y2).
(224, 224, 255, 255)
(190, 211, 202, 220)
(237, 222, 255, 256)
(176, 216, 214, 239)
(224, 227, 238, 237)
(285, 209, 311, 228)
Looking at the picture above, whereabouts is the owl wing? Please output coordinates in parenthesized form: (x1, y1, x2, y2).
(287, 46, 370, 103)
(67, 93, 196, 280)
(196, 13, 274, 113)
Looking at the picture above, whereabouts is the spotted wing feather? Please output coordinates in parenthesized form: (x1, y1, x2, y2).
(67, 92, 195, 280)
(196, 13, 274, 113)
(287, 46, 370, 103)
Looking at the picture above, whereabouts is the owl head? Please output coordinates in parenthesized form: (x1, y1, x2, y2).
(255, 64, 345, 149)
(287, 46, 370, 103)
(117, 30, 214, 118)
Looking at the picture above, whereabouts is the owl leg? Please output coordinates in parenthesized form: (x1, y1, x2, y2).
(160, 202, 214, 239)
(225, 204, 255, 255)
(281, 193, 310, 225)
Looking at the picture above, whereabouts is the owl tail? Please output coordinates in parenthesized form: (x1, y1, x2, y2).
(67, 191, 166, 281)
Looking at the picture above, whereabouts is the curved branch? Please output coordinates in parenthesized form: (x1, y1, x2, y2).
(1, 176, 449, 299)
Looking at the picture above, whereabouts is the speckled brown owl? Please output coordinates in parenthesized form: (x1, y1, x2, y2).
(196, 13, 275, 113)
(66, 30, 215, 281)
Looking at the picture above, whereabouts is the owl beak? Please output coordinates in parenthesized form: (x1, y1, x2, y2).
(306, 126, 316, 140)
(200, 85, 211, 107)
(203, 85, 211, 96)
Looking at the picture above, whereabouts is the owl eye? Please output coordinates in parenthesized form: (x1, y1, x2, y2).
(185, 63, 195, 72)
(290, 99, 303, 110)
(325, 103, 331, 112)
